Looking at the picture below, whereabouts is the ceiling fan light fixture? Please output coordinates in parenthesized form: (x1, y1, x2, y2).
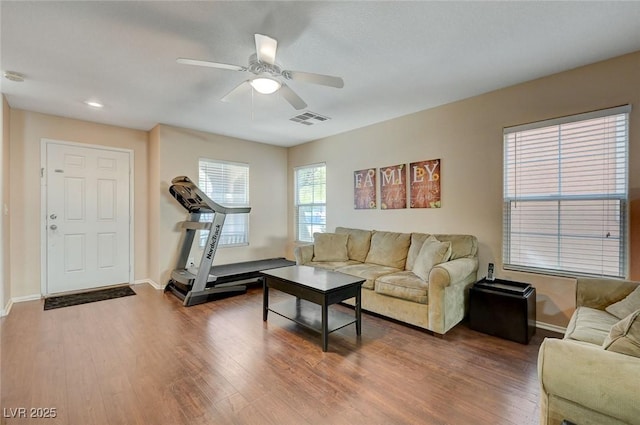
(250, 76, 281, 94)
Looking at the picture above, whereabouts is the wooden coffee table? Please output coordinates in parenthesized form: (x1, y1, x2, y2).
(261, 265, 364, 352)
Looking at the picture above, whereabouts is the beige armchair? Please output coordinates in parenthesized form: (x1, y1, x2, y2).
(538, 278, 640, 425)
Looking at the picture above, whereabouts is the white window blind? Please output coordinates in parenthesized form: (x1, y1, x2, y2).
(198, 159, 249, 247)
(295, 164, 326, 242)
(503, 105, 630, 278)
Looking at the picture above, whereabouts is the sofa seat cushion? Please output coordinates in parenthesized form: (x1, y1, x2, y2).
(335, 227, 372, 262)
(336, 263, 401, 290)
(306, 260, 361, 271)
(375, 271, 428, 304)
(365, 230, 411, 269)
(565, 306, 620, 345)
(603, 309, 640, 358)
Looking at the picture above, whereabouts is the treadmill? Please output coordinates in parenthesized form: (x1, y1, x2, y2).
(164, 176, 294, 306)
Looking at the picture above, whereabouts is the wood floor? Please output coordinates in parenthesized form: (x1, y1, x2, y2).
(1, 284, 560, 425)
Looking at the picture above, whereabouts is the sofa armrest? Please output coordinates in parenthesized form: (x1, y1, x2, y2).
(538, 338, 640, 425)
(293, 244, 314, 265)
(429, 257, 478, 289)
(576, 278, 639, 310)
(427, 257, 478, 334)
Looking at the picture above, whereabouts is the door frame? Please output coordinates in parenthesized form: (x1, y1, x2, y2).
(40, 138, 135, 295)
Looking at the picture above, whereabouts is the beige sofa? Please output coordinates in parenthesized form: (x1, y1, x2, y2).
(538, 278, 640, 425)
(293, 227, 478, 335)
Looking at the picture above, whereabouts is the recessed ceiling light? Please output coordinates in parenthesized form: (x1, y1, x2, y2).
(83, 100, 104, 108)
(3, 71, 25, 82)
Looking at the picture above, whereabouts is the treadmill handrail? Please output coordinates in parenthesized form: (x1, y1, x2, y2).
(170, 176, 252, 215)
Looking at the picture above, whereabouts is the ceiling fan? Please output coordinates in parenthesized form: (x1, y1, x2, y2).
(177, 34, 344, 110)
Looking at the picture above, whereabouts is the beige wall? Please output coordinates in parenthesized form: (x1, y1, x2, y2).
(8, 110, 149, 297)
(1, 96, 10, 312)
(149, 124, 289, 286)
(288, 51, 640, 328)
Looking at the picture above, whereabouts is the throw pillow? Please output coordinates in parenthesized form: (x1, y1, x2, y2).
(312, 233, 349, 262)
(412, 235, 452, 281)
(606, 285, 640, 319)
(602, 309, 640, 358)
(406, 233, 429, 271)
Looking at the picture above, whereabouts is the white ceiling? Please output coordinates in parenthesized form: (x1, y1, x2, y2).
(2, 1, 640, 147)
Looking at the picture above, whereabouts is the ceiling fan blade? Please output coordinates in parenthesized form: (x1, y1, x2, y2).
(221, 81, 251, 103)
(255, 34, 277, 65)
(284, 70, 344, 89)
(279, 83, 307, 110)
(177, 58, 246, 72)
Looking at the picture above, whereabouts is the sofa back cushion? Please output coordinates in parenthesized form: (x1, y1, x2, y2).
(312, 233, 349, 262)
(335, 227, 372, 262)
(433, 234, 478, 260)
(365, 230, 411, 269)
(576, 278, 640, 310)
(602, 309, 640, 358)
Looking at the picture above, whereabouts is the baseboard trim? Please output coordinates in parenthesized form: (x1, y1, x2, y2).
(12, 293, 42, 303)
(1, 299, 11, 317)
(3, 294, 42, 316)
(134, 279, 163, 290)
(536, 321, 566, 335)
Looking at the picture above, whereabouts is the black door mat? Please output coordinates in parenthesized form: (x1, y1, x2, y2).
(44, 286, 136, 310)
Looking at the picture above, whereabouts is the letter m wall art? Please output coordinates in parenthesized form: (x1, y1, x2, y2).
(410, 159, 441, 208)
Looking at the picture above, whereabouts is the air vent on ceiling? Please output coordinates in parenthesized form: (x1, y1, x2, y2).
(290, 111, 330, 126)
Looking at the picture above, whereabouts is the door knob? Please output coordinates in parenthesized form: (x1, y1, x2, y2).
(50, 214, 57, 220)
(50, 224, 57, 230)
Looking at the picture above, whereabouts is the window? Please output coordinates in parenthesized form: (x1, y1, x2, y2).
(503, 105, 630, 278)
(295, 164, 326, 242)
(198, 159, 249, 247)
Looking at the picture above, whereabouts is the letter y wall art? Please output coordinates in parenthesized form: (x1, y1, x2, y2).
(354, 159, 441, 210)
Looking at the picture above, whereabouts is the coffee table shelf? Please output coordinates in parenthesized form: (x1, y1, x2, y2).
(269, 299, 358, 334)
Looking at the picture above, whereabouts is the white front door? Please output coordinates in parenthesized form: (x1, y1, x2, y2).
(44, 141, 131, 294)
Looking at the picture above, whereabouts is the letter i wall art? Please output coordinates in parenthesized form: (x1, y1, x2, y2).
(353, 159, 441, 210)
